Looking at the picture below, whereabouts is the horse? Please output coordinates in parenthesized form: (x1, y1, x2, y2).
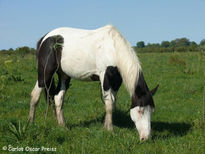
(28, 25, 158, 141)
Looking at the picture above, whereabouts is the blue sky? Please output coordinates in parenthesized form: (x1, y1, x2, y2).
(0, 0, 205, 49)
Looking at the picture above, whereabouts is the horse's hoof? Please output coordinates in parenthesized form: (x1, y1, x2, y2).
(28, 117, 34, 123)
(104, 123, 113, 131)
(58, 122, 66, 127)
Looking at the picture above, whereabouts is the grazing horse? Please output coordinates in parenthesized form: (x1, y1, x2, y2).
(29, 25, 158, 141)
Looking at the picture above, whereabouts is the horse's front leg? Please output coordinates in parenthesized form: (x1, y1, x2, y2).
(103, 89, 116, 131)
(100, 66, 122, 131)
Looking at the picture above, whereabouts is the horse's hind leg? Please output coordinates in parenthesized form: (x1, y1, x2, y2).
(29, 81, 43, 122)
(54, 76, 70, 126)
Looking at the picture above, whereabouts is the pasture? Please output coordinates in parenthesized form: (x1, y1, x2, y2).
(0, 51, 204, 153)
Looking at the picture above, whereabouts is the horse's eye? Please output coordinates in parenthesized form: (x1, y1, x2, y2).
(138, 109, 144, 115)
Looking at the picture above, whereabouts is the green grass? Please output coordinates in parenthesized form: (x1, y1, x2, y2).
(0, 52, 204, 153)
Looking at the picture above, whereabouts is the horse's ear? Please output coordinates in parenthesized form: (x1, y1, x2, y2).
(150, 84, 159, 96)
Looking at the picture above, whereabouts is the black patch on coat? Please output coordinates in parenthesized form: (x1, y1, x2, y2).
(103, 66, 122, 91)
(44, 71, 71, 105)
(131, 72, 155, 109)
(36, 33, 48, 58)
(90, 74, 100, 81)
(37, 35, 64, 88)
(55, 72, 71, 94)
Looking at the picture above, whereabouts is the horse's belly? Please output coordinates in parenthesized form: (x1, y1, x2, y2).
(60, 50, 97, 80)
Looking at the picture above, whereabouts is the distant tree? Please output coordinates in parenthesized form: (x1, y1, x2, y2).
(146, 43, 160, 48)
(169, 38, 190, 47)
(136, 41, 145, 48)
(190, 41, 197, 47)
(176, 38, 190, 47)
(8, 48, 14, 52)
(200, 39, 205, 46)
(152, 43, 160, 48)
(161, 41, 170, 48)
(0, 49, 7, 52)
(170, 40, 176, 47)
(17, 46, 30, 53)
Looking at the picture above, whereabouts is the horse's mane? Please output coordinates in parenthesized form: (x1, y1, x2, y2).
(108, 25, 142, 96)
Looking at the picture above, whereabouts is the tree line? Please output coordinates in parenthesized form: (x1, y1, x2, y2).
(0, 38, 205, 54)
(0, 46, 36, 56)
(135, 38, 205, 53)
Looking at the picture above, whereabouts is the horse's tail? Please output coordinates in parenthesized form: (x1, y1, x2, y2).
(36, 34, 64, 101)
(44, 78, 56, 104)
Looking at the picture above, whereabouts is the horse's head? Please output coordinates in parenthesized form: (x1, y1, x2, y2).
(130, 72, 159, 141)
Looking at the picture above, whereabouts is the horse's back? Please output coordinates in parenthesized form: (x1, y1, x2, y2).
(40, 26, 116, 80)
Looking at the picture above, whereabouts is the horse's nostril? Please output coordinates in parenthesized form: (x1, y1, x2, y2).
(141, 137, 145, 141)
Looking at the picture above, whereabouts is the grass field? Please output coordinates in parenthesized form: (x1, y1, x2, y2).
(0, 51, 204, 153)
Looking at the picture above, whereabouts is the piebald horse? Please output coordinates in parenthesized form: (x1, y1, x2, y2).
(29, 25, 158, 141)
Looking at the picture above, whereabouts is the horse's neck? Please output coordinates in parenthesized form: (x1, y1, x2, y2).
(115, 47, 141, 96)
(107, 26, 142, 96)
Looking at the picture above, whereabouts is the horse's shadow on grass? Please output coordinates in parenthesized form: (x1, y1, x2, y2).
(151, 121, 191, 140)
(114, 110, 192, 140)
(71, 109, 192, 140)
